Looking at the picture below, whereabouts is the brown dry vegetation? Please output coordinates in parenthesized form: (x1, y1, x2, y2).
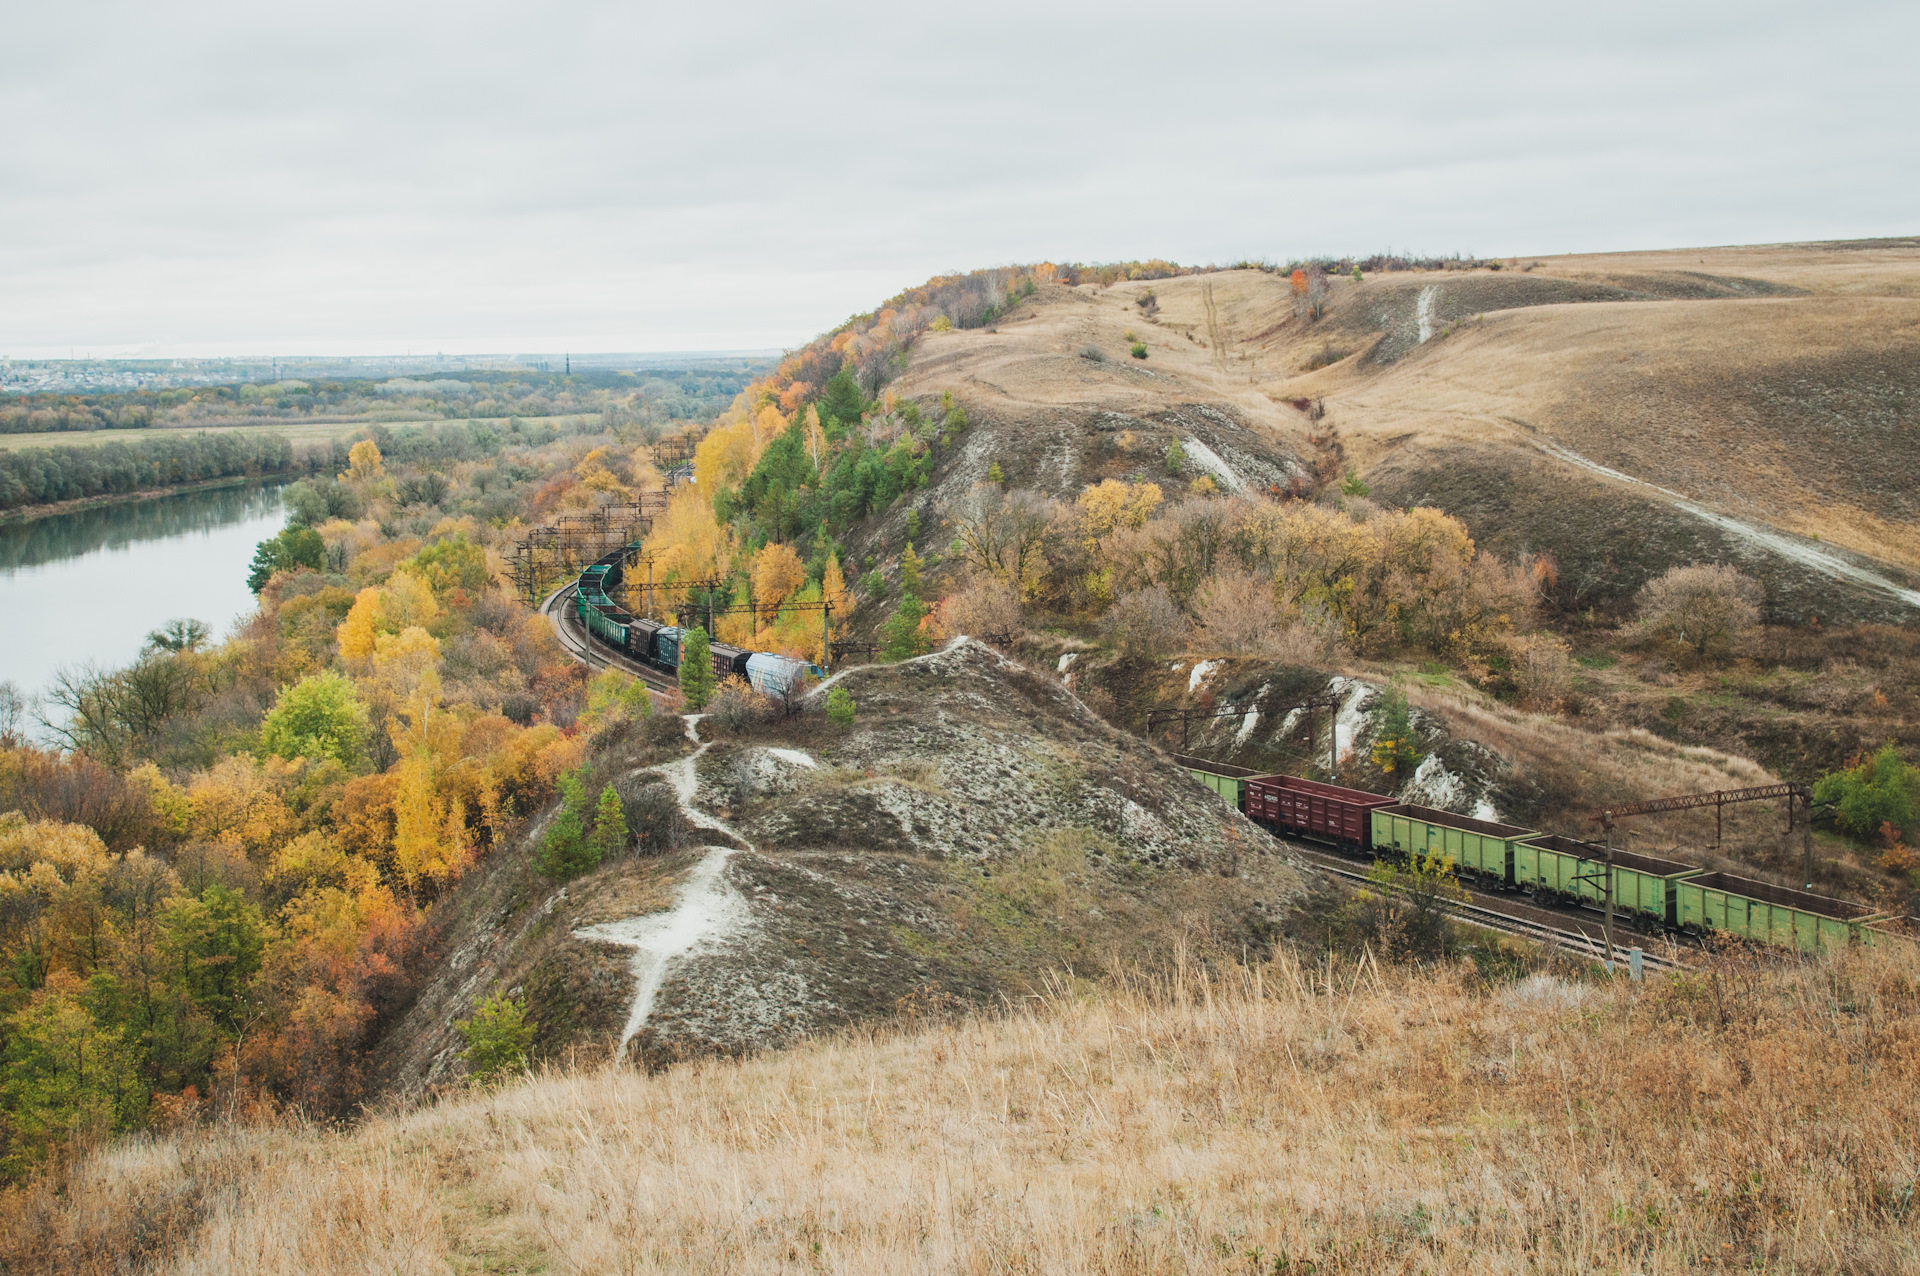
(7, 942, 1917, 1274)
(883, 241, 1920, 624)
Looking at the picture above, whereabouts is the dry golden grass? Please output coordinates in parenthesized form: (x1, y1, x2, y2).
(9, 941, 1919, 1274)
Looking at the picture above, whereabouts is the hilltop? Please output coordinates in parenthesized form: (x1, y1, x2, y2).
(860, 240, 1920, 625)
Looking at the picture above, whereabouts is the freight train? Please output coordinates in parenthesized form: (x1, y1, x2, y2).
(571, 545, 825, 700)
(1176, 756, 1899, 953)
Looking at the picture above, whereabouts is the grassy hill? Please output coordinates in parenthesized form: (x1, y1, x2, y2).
(878, 241, 1920, 624)
(10, 942, 1915, 1274)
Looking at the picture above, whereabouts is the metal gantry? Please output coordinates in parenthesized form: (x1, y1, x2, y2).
(1594, 782, 1817, 887)
(507, 496, 667, 609)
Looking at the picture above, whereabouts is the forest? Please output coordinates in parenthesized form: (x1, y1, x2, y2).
(0, 359, 767, 436)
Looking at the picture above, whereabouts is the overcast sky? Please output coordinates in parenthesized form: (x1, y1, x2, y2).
(3, 0, 1914, 359)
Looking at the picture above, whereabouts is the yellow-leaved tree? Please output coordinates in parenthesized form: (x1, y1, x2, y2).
(822, 552, 851, 620)
(372, 626, 442, 701)
(386, 679, 472, 900)
(346, 439, 383, 482)
(752, 542, 808, 611)
(1076, 479, 1163, 543)
(336, 587, 382, 662)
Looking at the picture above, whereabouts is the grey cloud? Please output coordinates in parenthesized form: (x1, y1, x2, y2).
(2, 0, 1915, 355)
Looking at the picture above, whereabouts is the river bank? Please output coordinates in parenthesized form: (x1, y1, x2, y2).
(0, 472, 290, 525)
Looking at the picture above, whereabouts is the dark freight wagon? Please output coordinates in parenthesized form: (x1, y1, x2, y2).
(708, 641, 752, 681)
(1372, 804, 1538, 885)
(1247, 774, 1393, 847)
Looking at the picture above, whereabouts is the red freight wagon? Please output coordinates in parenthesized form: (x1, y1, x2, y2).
(1245, 774, 1393, 847)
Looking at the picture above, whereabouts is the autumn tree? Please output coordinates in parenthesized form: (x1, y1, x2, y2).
(1076, 479, 1162, 542)
(944, 484, 1057, 596)
(938, 575, 1024, 644)
(1635, 563, 1762, 657)
(1099, 585, 1187, 659)
(260, 670, 368, 765)
(752, 542, 808, 612)
(346, 439, 383, 482)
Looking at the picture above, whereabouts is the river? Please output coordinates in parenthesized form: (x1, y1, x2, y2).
(0, 482, 287, 721)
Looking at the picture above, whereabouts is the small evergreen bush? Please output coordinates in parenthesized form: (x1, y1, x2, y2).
(456, 992, 533, 1084)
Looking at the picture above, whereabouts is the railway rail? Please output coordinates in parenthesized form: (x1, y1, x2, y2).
(539, 582, 679, 695)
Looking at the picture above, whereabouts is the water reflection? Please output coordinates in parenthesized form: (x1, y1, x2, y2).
(0, 482, 287, 717)
(0, 481, 288, 572)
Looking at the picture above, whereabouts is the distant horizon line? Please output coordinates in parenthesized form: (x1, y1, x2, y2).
(1, 349, 787, 366)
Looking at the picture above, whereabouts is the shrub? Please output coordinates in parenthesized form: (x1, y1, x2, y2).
(455, 992, 533, 1084)
(938, 575, 1024, 643)
(1130, 343, 1148, 360)
(1194, 569, 1341, 664)
(1635, 563, 1762, 656)
(1335, 849, 1466, 962)
(1165, 439, 1186, 475)
(1813, 745, 1919, 842)
(1506, 632, 1574, 710)
(1099, 586, 1187, 659)
(1078, 345, 1106, 362)
(708, 676, 775, 732)
(826, 687, 858, 727)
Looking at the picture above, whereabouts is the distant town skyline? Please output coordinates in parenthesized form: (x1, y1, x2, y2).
(5, 0, 1915, 358)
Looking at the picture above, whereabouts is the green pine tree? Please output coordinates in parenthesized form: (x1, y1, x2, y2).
(536, 770, 598, 880)
(899, 542, 922, 594)
(826, 686, 858, 727)
(880, 593, 930, 661)
(586, 784, 629, 862)
(987, 461, 1005, 485)
(1369, 690, 1424, 777)
(455, 992, 534, 1084)
(679, 627, 715, 710)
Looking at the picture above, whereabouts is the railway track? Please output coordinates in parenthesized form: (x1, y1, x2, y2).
(539, 583, 680, 695)
(1280, 839, 1688, 972)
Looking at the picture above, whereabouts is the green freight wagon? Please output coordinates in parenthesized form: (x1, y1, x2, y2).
(1370, 804, 1537, 886)
(1675, 872, 1882, 952)
(1173, 754, 1255, 809)
(1517, 834, 1701, 925)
